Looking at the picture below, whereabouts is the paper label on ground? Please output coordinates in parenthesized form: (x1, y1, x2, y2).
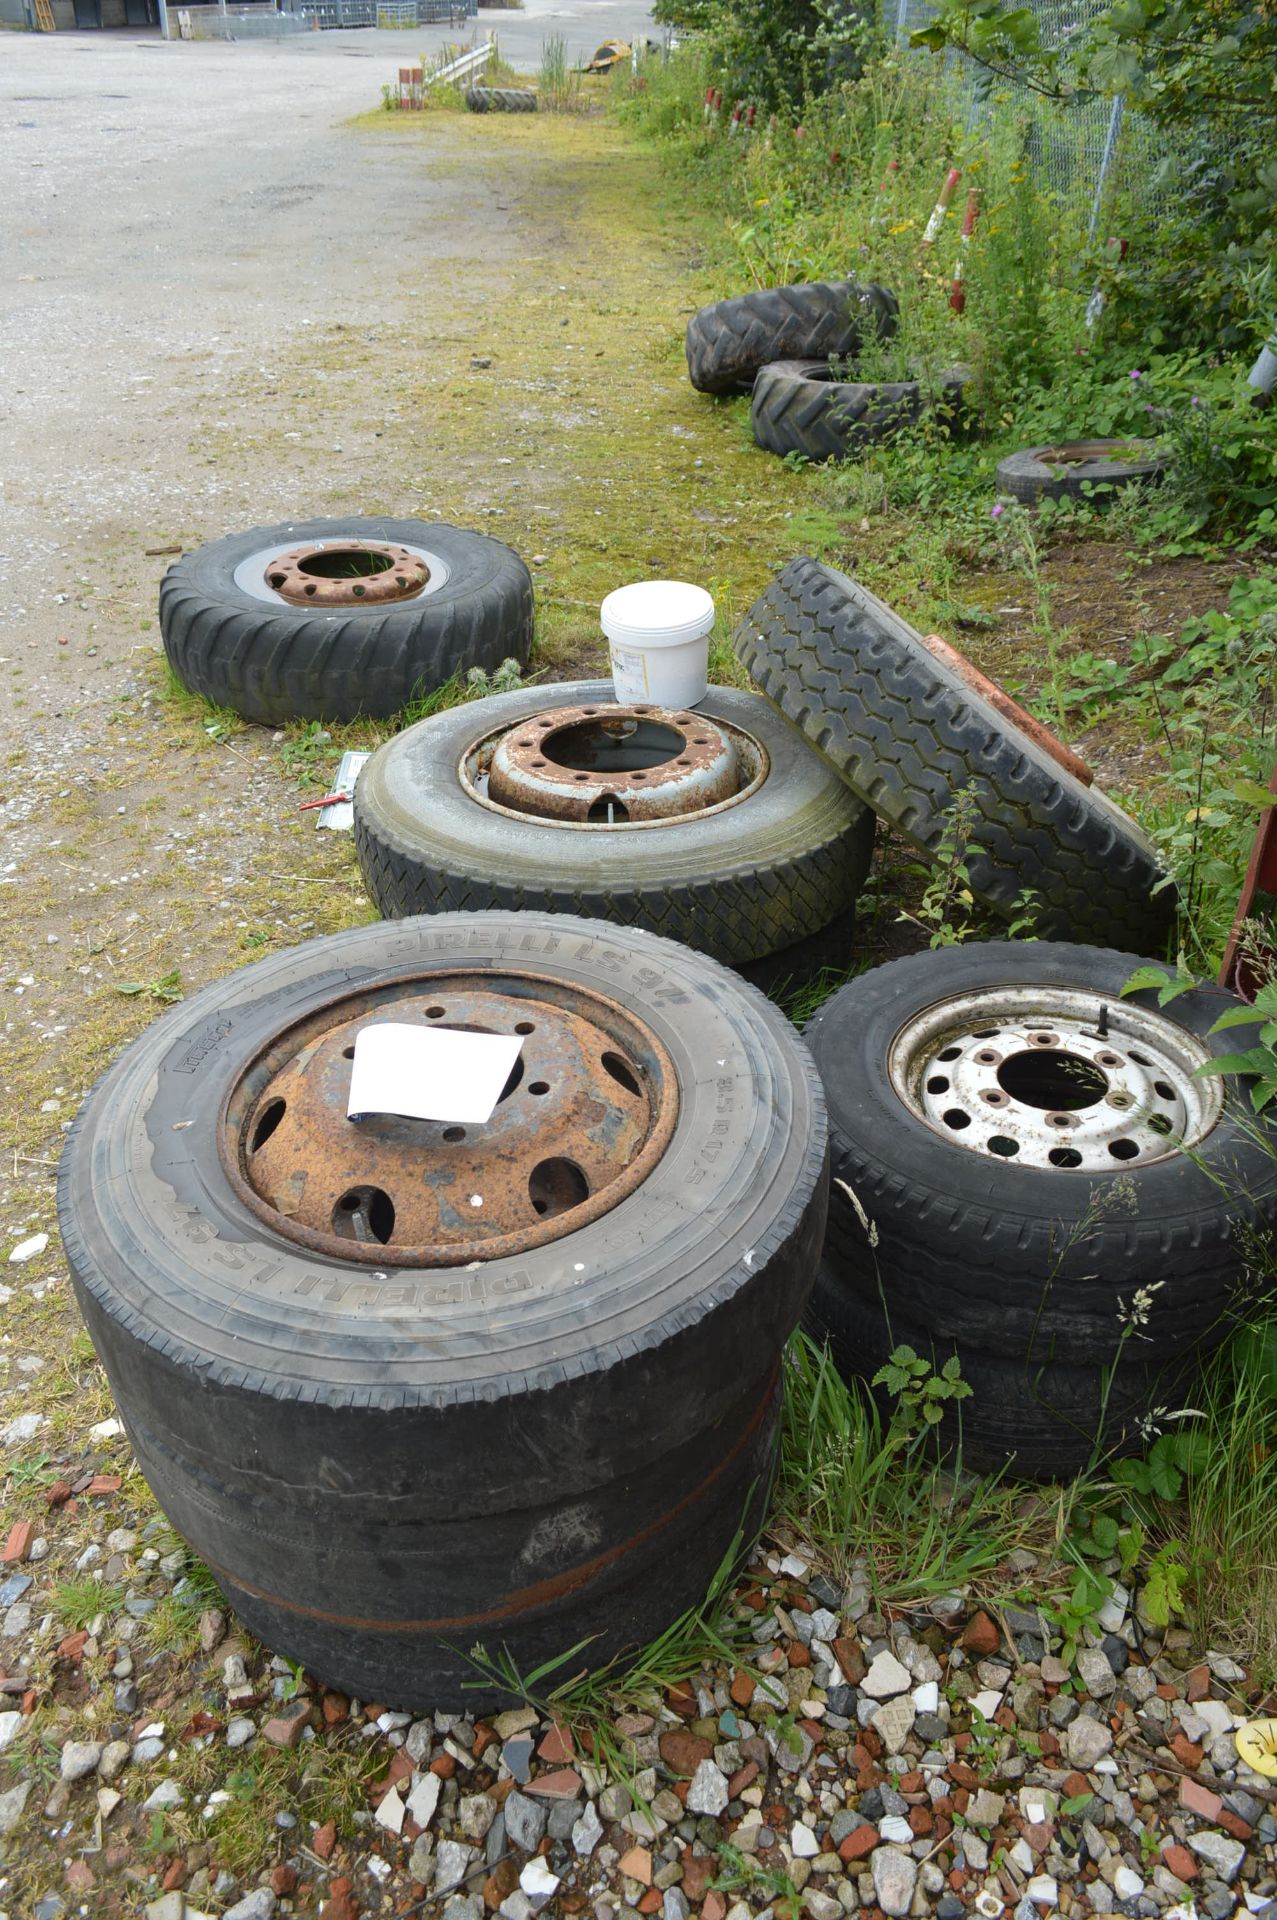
(346, 1022, 523, 1125)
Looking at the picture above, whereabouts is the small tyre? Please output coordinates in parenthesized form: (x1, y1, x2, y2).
(159, 517, 533, 727)
(353, 681, 875, 970)
(995, 439, 1167, 505)
(685, 279, 899, 397)
(805, 941, 1277, 1476)
(751, 359, 969, 463)
(59, 913, 828, 1708)
(734, 557, 1174, 949)
(465, 86, 538, 111)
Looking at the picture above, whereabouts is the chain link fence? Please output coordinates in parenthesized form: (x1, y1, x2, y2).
(891, 0, 1172, 237)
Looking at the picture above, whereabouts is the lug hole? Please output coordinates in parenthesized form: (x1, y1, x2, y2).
(251, 1099, 286, 1152)
(528, 1157, 589, 1219)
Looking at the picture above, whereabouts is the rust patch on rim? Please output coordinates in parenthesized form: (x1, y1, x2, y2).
(219, 971, 677, 1267)
(921, 632, 1094, 787)
(486, 703, 740, 825)
(264, 541, 429, 607)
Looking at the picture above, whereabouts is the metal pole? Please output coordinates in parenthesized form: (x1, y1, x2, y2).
(156, 0, 169, 35)
(1088, 95, 1124, 240)
(894, 0, 909, 44)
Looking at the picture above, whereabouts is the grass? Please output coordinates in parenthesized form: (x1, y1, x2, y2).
(52, 1577, 127, 1632)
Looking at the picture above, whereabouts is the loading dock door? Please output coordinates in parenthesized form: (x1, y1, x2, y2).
(73, 0, 103, 23)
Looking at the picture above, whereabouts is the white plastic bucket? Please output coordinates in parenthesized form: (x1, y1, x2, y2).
(601, 580, 715, 709)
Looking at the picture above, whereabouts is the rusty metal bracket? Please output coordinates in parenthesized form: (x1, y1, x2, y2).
(1219, 762, 1277, 1001)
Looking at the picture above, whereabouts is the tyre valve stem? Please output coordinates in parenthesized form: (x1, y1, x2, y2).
(1098, 1003, 1109, 1039)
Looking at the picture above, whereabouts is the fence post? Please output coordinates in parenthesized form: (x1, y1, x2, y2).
(894, 0, 910, 45)
(1088, 95, 1124, 240)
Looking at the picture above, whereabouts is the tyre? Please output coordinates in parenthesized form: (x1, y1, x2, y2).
(159, 518, 533, 727)
(59, 914, 827, 1710)
(685, 280, 899, 397)
(804, 942, 1277, 1476)
(353, 681, 876, 970)
(734, 557, 1174, 949)
(995, 439, 1167, 505)
(750, 359, 969, 463)
(465, 86, 538, 111)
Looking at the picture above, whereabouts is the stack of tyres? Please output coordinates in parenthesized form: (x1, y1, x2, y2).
(59, 914, 828, 1707)
(730, 558, 1277, 1474)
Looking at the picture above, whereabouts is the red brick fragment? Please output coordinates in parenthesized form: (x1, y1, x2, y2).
(321, 1691, 350, 1727)
(839, 1825, 880, 1861)
(85, 1475, 122, 1496)
(526, 1768, 583, 1800)
(1179, 1778, 1222, 1821)
(57, 1630, 88, 1662)
(659, 1728, 713, 1778)
(1062, 1772, 1091, 1800)
(161, 1860, 187, 1892)
(312, 1820, 336, 1861)
(320, 1876, 361, 1920)
(44, 1481, 72, 1507)
(702, 1895, 726, 1920)
(261, 1698, 313, 1748)
(729, 1670, 755, 1708)
(1170, 1732, 1204, 1768)
(2, 1522, 32, 1565)
(1162, 1843, 1199, 1881)
(909, 1806, 933, 1837)
(1185, 1664, 1211, 1702)
(638, 1892, 663, 1915)
(833, 1636, 866, 1685)
(430, 1752, 456, 1778)
(681, 1853, 719, 1903)
(788, 1642, 811, 1669)
(538, 1722, 575, 1764)
(65, 1861, 96, 1894)
(271, 1864, 298, 1896)
(961, 1611, 1001, 1657)
(726, 1760, 758, 1797)
(1219, 1810, 1254, 1841)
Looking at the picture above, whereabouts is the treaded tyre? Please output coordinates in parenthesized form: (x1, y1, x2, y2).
(59, 913, 828, 1709)
(734, 557, 1174, 949)
(805, 941, 1277, 1477)
(685, 279, 899, 397)
(466, 86, 538, 111)
(353, 680, 875, 970)
(159, 518, 533, 726)
(996, 439, 1167, 505)
(751, 359, 969, 463)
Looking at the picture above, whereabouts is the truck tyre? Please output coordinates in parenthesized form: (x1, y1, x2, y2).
(685, 280, 898, 396)
(59, 914, 828, 1709)
(750, 359, 969, 463)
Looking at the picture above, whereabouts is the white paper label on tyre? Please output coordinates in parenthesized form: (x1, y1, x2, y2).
(608, 643, 649, 701)
(346, 1023, 523, 1125)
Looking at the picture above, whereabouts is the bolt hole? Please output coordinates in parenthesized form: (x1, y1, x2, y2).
(528, 1080, 550, 1096)
(1128, 1049, 1152, 1066)
(926, 1076, 950, 1095)
(514, 1021, 535, 1035)
(331, 1186, 395, 1244)
(304, 583, 317, 596)
(1153, 1079, 1176, 1101)
(268, 573, 287, 588)
(1109, 1139, 1140, 1161)
(343, 1045, 355, 1060)
(937, 1046, 962, 1062)
(943, 1109, 971, 1131)
(981, 1090, 1007, 1105)
(532, 759, 546, 768)
(528, 1157, 589, 1219)
(442, 1126, 465, 1142)
(972, 1028, 1000, 1039)
(587, 792, 630, 823)
(250, 1099, 286, 1152)
(677, 757, 691, 766)
(426, 1006, 446, 1018)
(1148, 1113, 1173, 1135)
(1048, 1147, 1083, 1169)
(987, 1136, 1019, 1157)
(1028, 1031, 1059, 1047)
(1096, 1052, 1122, 1068)
(602, 1051, 642, 1096)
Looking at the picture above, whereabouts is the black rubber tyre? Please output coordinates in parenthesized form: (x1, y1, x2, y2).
(159, 518, 533, 727)
(995, 439, 1167, 505)
(58, 913, 827, 1710)
(734, 557, 1174, 949)
(465, 86, 538, 111)
(751, 360, 969, 463)
(803, 1262, 1201, 1481)
(805, 942, 1277, 1477)
(353, 680, 875, 970)
(685, 280, 899, 397)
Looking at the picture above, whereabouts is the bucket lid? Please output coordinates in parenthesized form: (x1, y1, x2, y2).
(601, 580, 715, 648)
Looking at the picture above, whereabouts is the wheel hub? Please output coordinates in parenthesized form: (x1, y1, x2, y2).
(889, 986, 1222, 1171)
(469, 703, 766, 827)
(264, 541, 430, 608)
(221, 974, 677, 1266)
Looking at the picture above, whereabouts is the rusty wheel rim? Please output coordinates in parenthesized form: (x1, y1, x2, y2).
(461, 703, 770, 829)
(220, 971, 678, 1267)
(920, 632, 1094, 788)
(262, 541, 429, 608)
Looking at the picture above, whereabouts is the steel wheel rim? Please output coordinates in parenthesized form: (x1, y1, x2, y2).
(220, 970, 678, 1266)
(231, 538, 451, 609)
(888, 985, 1222, 1171)
(459, 704, 770, 832)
